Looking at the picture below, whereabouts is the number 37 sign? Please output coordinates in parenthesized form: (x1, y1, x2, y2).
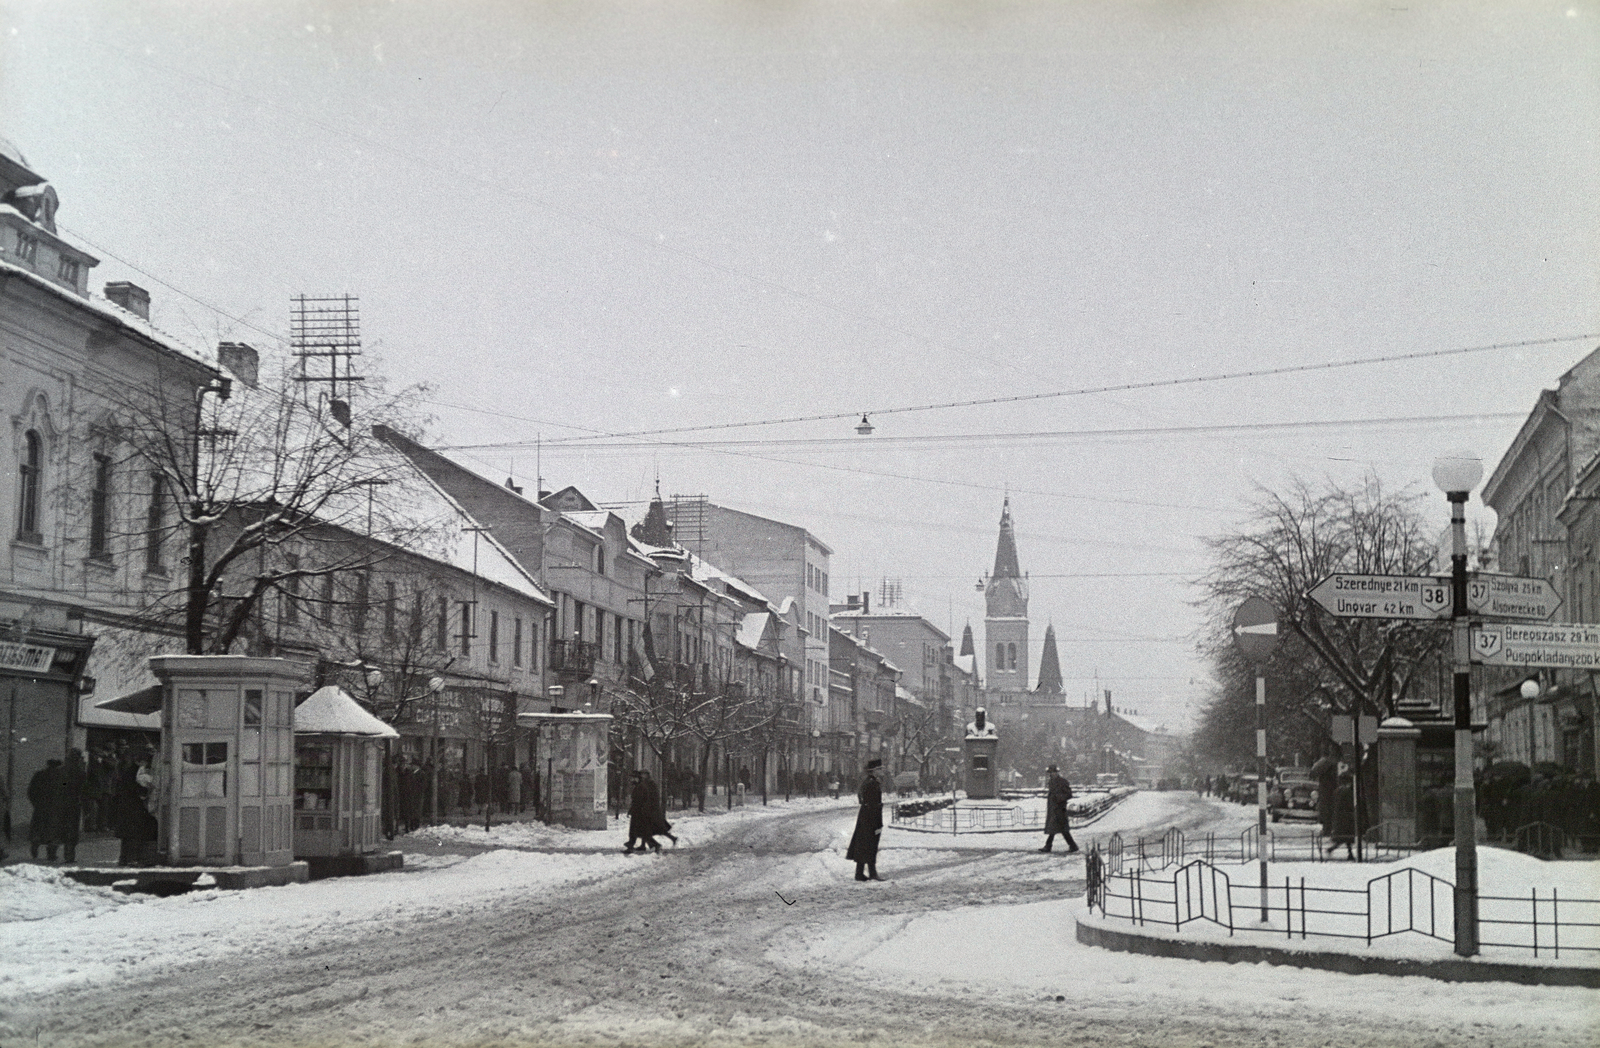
(1471, 622, 1600, 669)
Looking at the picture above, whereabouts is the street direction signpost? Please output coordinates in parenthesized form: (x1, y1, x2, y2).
(1308, 574, 1450, 621)
(1466, 575, 1562, 621)
(1471, 622, 1600, 668)
(1232, 597, 1278, 922)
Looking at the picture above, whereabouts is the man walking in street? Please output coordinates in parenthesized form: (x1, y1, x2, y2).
(846, 758, 885, 881)
(1040, 764, 1079, 854)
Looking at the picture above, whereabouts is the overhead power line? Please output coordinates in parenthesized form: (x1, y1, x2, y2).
(531, 333, 1597, 444)
(447, 411, 1524, 454)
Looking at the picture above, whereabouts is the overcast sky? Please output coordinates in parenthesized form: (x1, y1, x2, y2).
(6, 0, 1597, 730)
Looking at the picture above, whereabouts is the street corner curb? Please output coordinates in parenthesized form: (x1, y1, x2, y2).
(1073, 914, 1600, 989)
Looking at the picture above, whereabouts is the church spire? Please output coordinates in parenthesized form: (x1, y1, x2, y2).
(959, 622, 975, 657)
(991, 496, 1021, 579)
(1034, 623, 1063, 695)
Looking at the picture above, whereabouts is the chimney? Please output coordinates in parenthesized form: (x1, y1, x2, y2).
(861, 591, 871, 614)
(217, 342, 260, 388)
(104, 281, 150, 320)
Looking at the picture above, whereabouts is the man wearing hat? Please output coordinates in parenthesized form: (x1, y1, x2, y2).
(846, 759, 885, 881)
(1040, 764, 1079, 854)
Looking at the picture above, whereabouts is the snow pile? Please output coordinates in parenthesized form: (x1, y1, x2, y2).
(0, 865, 130, 923)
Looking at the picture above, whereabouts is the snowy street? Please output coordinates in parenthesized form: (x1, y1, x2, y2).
(4, 792, 1595, 1047)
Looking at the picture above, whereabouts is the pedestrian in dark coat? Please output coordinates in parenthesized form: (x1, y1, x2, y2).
(109, 752, 158, 865)
(58, 748, 86, 863)
(28, 758, 65, 862)
(1327, 772, 1357, 859)
(624, 769, 675, 853)
(846, 759, 884, 881)
(1311, 750, 1340, 837)
(1039, 765, 1079, 853)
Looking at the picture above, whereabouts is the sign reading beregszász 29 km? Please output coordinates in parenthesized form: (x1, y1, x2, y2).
(1471, 622, 1600, 669)
(1308, 574, 1450, 620)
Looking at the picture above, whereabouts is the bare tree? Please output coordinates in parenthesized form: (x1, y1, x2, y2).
(103, 358, 433, 654)
(1196, 474, 1447, 764)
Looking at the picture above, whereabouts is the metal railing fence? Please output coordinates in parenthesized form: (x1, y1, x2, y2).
(1086, 851, 1600, 958)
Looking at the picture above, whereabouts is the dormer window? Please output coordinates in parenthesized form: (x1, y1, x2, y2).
(14, 233, 37, 264)
(57, 256, 79, 284)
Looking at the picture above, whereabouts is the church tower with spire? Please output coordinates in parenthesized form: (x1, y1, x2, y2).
(984, 498, 1030, 693)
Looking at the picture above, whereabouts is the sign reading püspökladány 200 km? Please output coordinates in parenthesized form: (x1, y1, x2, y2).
(1308, 574, 1450, 621)
(1471, 622, 1600, 669)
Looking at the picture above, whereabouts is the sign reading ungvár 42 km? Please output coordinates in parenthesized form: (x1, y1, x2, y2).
(1471, 622, 1600, 668)
(1308, 574, 1450, 621)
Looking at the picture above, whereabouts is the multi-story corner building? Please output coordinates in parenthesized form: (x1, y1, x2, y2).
(2, 136, 222, 833)
(375, 428, 654, 722)
(1486, 345, 1600, 778)
(826, 625, 901, 785)
(674, 500, 833, 771)
(631, 492, 791, 798)
(830, 593, 959, 779)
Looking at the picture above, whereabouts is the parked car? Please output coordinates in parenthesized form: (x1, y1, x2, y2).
(1229, 772, 1261, 804)
(1269, 768, 1318, 822)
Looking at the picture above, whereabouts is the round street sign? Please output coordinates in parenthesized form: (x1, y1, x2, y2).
(1233, 596, 1280, 662)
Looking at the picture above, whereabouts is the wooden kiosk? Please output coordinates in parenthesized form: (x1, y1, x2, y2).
(149, 655, 309, 868)
(293, 685, 398, 860)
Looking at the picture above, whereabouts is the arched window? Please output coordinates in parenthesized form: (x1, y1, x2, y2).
(996, 643, 1005, 669)
(16, 429, 42, 542)
(1007, 643, 1017, 670)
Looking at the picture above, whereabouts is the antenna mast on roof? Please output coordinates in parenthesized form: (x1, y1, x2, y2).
(668, 494, 708, 559)
(290, 294, 363, 420)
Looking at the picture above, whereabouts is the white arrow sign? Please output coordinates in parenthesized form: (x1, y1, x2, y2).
(1308, 574, 1450, 620)
(1466, 575, 1562, 621)
(1472, 622, 1600, 668)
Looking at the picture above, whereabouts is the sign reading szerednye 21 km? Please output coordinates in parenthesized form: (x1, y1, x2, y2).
(1308, 574, 1450, 621)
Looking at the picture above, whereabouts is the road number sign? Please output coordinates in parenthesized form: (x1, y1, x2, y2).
(1308, 574, 1450, 621)
(1466, 575, 1561, 621)
(1471, 622, 1600, 668)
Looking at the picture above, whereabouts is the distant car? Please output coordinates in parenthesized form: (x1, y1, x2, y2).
(1229, 772, 1261, 804)
(1269, 769, 1318, 822)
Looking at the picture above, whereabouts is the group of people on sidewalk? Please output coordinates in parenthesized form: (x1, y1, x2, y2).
(21, 744, 159, 866)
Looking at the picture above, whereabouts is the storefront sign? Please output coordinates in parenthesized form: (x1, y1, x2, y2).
(0, 642, 55, 672)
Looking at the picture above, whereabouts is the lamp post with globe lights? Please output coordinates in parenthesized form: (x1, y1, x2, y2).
(1433, 450, 1483, 957)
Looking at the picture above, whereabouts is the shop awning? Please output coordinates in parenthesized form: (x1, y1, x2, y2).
(93, 682, 163, 715)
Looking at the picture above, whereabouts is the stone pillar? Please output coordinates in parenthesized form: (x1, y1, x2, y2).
(1375, 716, 1422, 845)
(963, 736, 998, 799)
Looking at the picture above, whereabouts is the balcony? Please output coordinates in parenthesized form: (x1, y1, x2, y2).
(549, 639, 599, 680)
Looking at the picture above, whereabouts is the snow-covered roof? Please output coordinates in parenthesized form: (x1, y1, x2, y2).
(295, 686, 399, 737)
(737, 611, 770, 651)
(686, 552, 770, 607)
(952, 652, 978, 677)
(322, 445, 552, 607)
(560, 509, 612, 535)
(0, 252, 216, 372)
(895, 685, 923, 706)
